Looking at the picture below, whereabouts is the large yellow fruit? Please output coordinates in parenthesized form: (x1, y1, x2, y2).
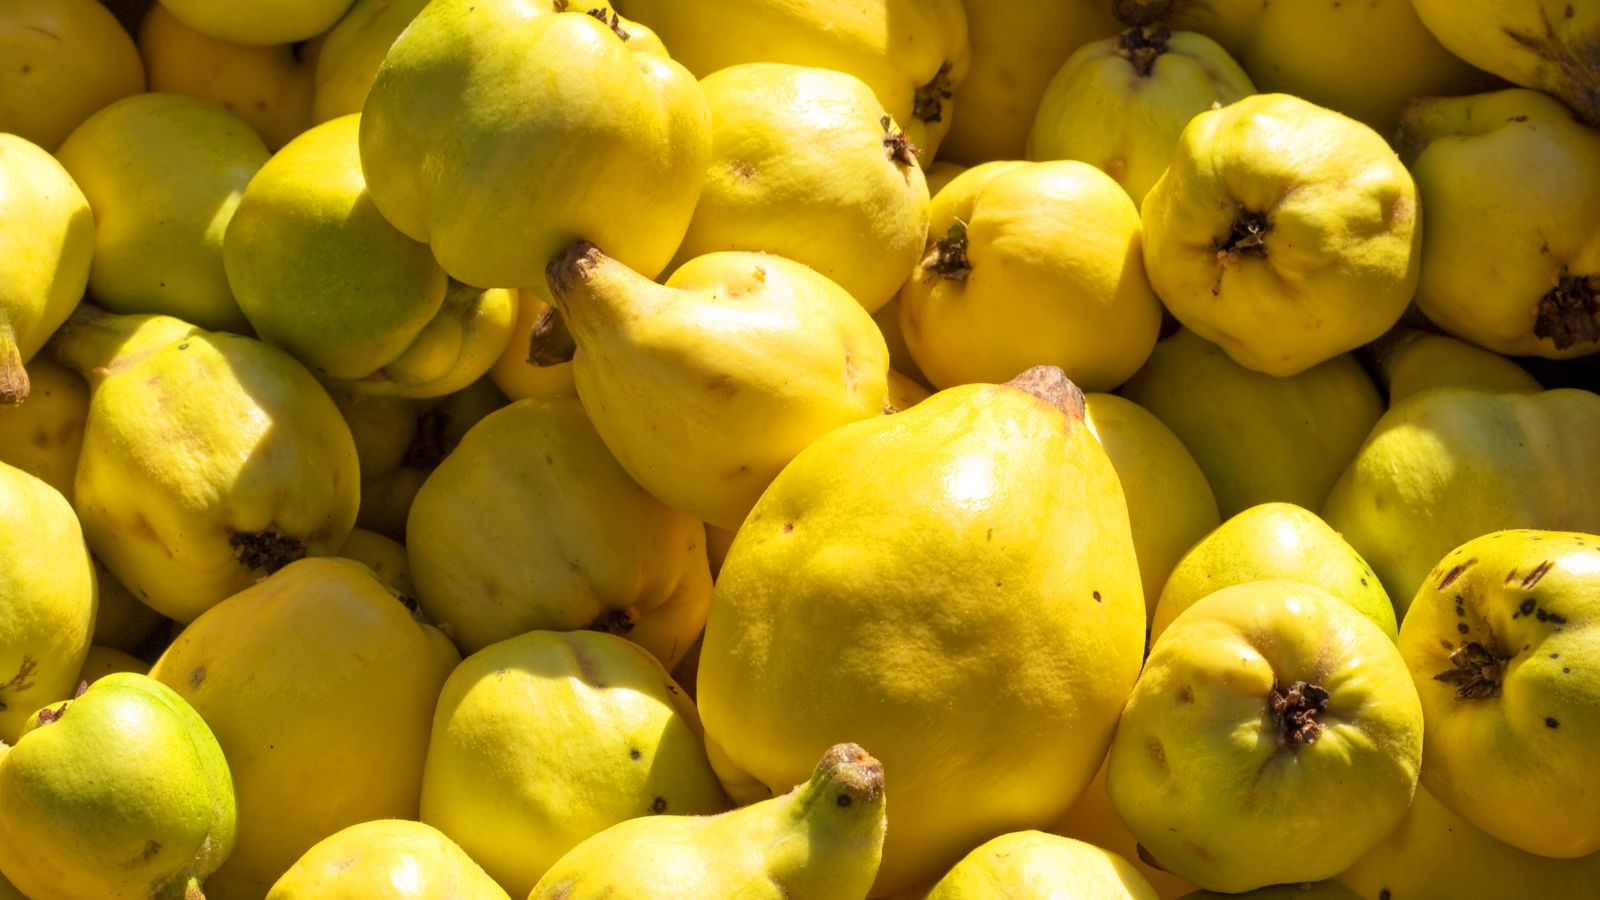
(673, 63, 930, 314)
(1371, 328, 1541, 405)
(1141, 93, 1420, 376)
(269, 820, 508, 900)
(615, 0, 969, 158)
(1323, 387, 1600, 613)
(0, 357, 88, 500)
(1028, 27, 1255, 206)
(149, 558, 460, 899)
(1398, 530, 1600, 857)
(56, 92, 268, 333)
(0, 0, 145, 151)
(699, 367, 1145, 894)
(159, 0, 356, 46)
(1121, 329, 1383, 518)
(0, 133, 94, 407)
(926, 831, 1158, 899)
(0, 461, 95, 744)
(422, 630, 729, 897)
(899, 160, 1161, 391)
(360, 1, 709, 288)
(1401, 90, 1600, 358)
(1109, 581, 1423, 893)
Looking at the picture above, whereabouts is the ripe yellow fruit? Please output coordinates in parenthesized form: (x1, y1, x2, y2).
(0, 0, 145, 151)
(311, 0, 430, 122)
(269, 820, 508, 900)
(0, 357, 87, 500)
(159, 0, 356, 46)
(489, 291, 577, 402)
(1051, 760, 1200, 899)
(926, 831, 1158, 899)
(1371, 329, 1541, 405)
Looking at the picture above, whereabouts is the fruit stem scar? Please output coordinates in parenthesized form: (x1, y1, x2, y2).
(1215, 210, 1272, 265)
(880, 116, 921, 167)
(922, 221, 972, 281)
(1433, 641, 1509, 700)
(527, 307, 577, 367)
(1270, 680, 1330, 747)
(1117, 26, 1172, 77)
(229, 527, 308, 575)
(1533, 272, 1600, 350)
(913, 63, 954, 124)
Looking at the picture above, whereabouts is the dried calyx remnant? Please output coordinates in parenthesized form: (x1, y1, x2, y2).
(528, 307, 578, 367)
(922, 220, 971, 281)
(589, 605, 637, 635)
(1006, 365, 1087, 419)
(1271, 680, 1331, 747)
(1215, 210, 1271, 264)
(913, 63, 954, 124)
(1434, 641, 1509, 701)
(1118, 26, 1172, 77)
(585, 7, 629, 40)
(880, 116, 920, 166)
(230, 527, 308, 575)
(1534, 272, 1600, 350)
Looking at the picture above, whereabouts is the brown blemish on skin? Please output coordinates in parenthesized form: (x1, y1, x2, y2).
(1436, 558, 1477, 590)
(880, 116, 920, 166)
(651, 796, 668, 813)
(1177, 684, 1194, 704)
(189, 666, 206, 689)
(1146, 736, 1168, 772)
(1522, 560, 1555, 589)
(729, 159, 757, 180)
(704, 372, 739, 399)
(527, 308, 576, 367)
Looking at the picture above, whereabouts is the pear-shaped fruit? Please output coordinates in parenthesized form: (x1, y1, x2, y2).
(1371, 328, 1541, 405)
(311, 0, 430, 123)
(0, 461, 95, 744)
(1398, 531, 1600, 858)
(0, 133, 94, 406)
(138, 4, 315, 151)
(268, 820, 509, 900)
(1109, 581, 1423, 893)
(900, 160, 1161, 391)
(0, 673, 235, 900)
(1154, 503, 1395, 644)
(1084, 393, 1220, 622)
(1409, 0, 1600, 126)
(1322, 386, 1600, 613)
(1122, 329, 1383, 518)
(149, 557, 460, 899)
(531, 743, 884, 900)
(0, 356, 88, 499)
(0, 0, 145, 150)
(1338, 784, 1600, 899)
(699, 367, 1145, 894)
(674, 63, 930, 314)
(57, 92, 269, 333)
(548, 243, 891, 530)
(1028, 27, 1255, 206)
(407, 397, 711, 663)
(1051, 760, 1200, 899)
(1400, 90, 1600, 358)
(939, 0, 1120, 164)
(615, 0, 969, 157)
(423, 630, 729, 897)
(360, 1, 709, 287)
(53, 309, 360, 622)
(1141, 93, 1420, 376)
(927, 831, 1158, 899)
(159, 0, 355, 46)
(489, 290, 577, 401)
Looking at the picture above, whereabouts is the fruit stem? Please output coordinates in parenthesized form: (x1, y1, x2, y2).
(1117, 27, 1172, 77)
(913, 63, 954, 125)
(1534, 272, 1600, 351)
(0, 328, 28, 406)
(527, 307, 577, 367)
(1270, 680, 1330, 747)
(1005, 366, 1087, 420)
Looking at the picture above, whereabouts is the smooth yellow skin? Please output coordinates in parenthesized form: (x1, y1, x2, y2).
(676, 63, 930, 313)
(1109, 582, 1423, 893)
(699, 374, 1146, 895)
(927, 831, 1158, 900)
(530, 743, 884, 900)
(0, 462, 95, 744)
(901, 160, 1162, 391)
(312, 0, 431, 122)
(551, 246, 891, 531)
(1051, 760, 1200, 900)
(0, 356, 87, 499)
(939, 0, 1119, 164)
(1028, 28, 1255, 206)
(361, 2, 710, 287)
(54, 311, 360, 623)
(423, 630, 729, 898)
(1409, 0, 1600, 125)
(91, 560, 168, 655)
(160, 0, 355, 46)
(1398, 531, 1600, 857)
(1141, 93, 1420, 376)
(76, 645, 148, 686)
(139, 4, 315, 151)
(1323, 387, 1600, 615)
(1085, 392, 1220, 622)
(358, 280, 518, 399)
(337, 528, 413, 597)
(149, 558, 460, 900)
(1154, 503, 1396, 644)
(1338, 785, 1600, 899)
(0, 673, 235, 900)
(0, 0, 145, 150)
(490, 290, 577, 402)
(1373, 329, 1541, 405)
(1402, 90, 1600, 358)
(1122, 329, 1383, 518)
(616, 0, 969, 157)
(0, 134, 94, 406)
(57, 93, 268, 333)
(407, 398, 712, 665)
(269, 820, 509, 900)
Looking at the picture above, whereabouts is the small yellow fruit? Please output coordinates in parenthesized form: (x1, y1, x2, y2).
(0, 0, 145, 150)
(159, 0, 357, 46)
(926, 831, 1158, 899)
(268, 820, 509, 900)
(311, 0, 431, 123)
(0, 357, 88, 500)
(1371, 328, 1541, 405)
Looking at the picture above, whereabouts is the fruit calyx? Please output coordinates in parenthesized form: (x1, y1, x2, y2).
(1434, 641, 1509, 701)
(0, 332, 27, 406)
(880, 116, 921, 167)
(1118, 26, 1172, 77)
(229, 528, 308, 575)
(1270, 680, 1330, 747)
(1534, 272, 1600, 351)
(913, 63, 954, 124)
(1006, 365, 1087, 419)
(1215, 210, 1272, 264)
(922, 221, 971, 282)
(584, 7, 629, 41)
(589, 605, 637, 636)
(528, 307, 577, 367)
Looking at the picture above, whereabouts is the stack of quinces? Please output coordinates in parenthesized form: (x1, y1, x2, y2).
(1, 0, 1599, 898)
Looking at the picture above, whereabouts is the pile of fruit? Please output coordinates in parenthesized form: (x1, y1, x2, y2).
(3, 0, 1600, 897)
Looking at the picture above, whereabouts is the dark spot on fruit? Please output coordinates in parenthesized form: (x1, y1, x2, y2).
(1147, 737, 1167, 771)
(1457, 623, 1470, 635)
(1564, 668, 1572, 674)
(782, 522, 794, 534)
(1380, 891, 1391, 900)
(1436, 559, 1475, 590)
(651, 796, 667, 813)
(1093, 591, 1102, 602)
(189, 666, 206, 688)
(1551, 653, 1560, 659)
(836, 794, 852, 807)
(1520, 598, 1537, 616)
(141, 839, 161, 862)
(1177, 684, 1194, 704)
(1361, 577, 1368, 586)
(1547, 717, 1560, 729)
(1522, 560, 1555, 589)
(629, 749, 641, 760)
